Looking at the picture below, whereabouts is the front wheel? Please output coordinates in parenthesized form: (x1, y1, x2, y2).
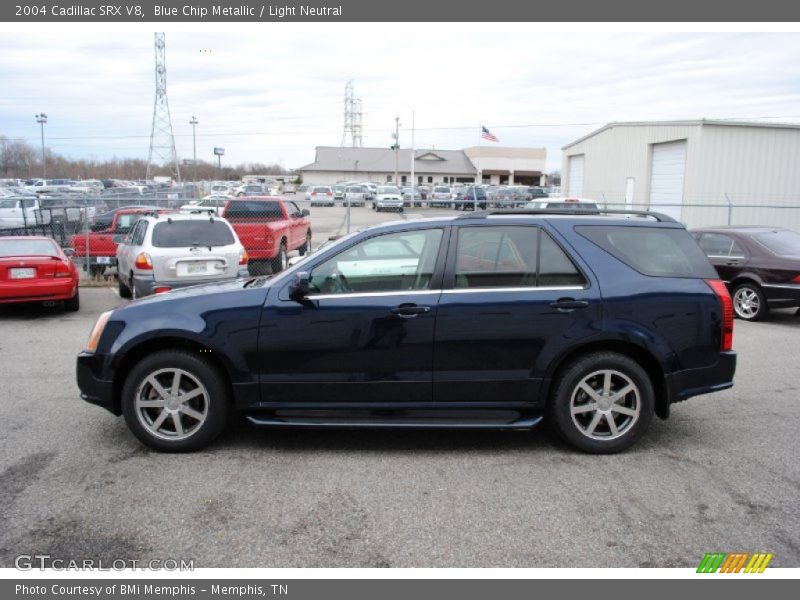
(732, 283, 768, 321)
(122, 350, 230, 452)
(548, 352, 654, 454)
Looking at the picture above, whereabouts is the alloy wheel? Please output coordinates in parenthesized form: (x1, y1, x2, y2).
(569, 369, 641, 441)
(134, 368, 209, 441)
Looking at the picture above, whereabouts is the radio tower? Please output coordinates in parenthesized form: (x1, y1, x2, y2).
(340, 80, 363, 147)
(146, 32, 180, 181)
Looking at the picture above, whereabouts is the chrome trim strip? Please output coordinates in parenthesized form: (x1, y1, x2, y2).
(441, 286, 585, 294)
(308, 290, 443, 300)
(761, 283, 800, 290)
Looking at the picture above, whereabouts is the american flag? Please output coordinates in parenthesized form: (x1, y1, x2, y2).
(481, 125, 499, 143)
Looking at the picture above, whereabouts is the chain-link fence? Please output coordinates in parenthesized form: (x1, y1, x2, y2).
(2, 192, 799, 280)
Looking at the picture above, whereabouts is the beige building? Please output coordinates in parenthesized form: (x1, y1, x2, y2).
(562, 120, 800, 229)
(464, 146, 547, 186)
(298, 145, 547, 187)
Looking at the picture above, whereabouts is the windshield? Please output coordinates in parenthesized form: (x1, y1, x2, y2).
(378, 186, 399, 194)
(754, 230, 800, 255)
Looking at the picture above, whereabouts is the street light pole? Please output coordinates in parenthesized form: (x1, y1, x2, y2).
(35, 113, 47, 179)
(393, 116, 400, 185)
(189, 116, 198, 183)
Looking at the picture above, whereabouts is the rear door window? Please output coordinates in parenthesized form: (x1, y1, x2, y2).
(577, 225, 717, 278)
(453, 226, 585, 288)
(698, 233, 745, 258)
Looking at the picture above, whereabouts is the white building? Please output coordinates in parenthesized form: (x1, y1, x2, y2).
(561, 120, 800, 229)
(298, 145, 546, 187)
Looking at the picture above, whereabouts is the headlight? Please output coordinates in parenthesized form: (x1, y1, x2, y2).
(85, 310, 112, 353)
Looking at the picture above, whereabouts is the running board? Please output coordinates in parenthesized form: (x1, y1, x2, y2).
(245, 415, 543, 430)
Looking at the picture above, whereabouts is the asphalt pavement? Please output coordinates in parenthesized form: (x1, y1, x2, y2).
(1, 205, 799, 568)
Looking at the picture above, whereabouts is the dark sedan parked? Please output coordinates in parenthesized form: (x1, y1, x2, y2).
(691, 226, 800, 321)
(78, 211, 736, 454)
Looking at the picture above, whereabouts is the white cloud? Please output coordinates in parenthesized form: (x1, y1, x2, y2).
(0, 29, 799, 171)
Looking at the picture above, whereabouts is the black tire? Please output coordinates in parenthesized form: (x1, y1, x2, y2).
(122, 350, 230, 452)
(270, 242, 288, 274)
(64, 290, 80, 312)
(732, 282, 768, 321)
(299, 231, 312, 256)
(548, 352, 655, 454)
(118, 274, 132, 299)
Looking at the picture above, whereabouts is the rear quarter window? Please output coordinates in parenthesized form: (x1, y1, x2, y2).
(576, 225, 717, 278)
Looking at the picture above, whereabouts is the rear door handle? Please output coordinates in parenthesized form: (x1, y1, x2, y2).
(550, 298, 589, 311)
(390, 304, 431, 317)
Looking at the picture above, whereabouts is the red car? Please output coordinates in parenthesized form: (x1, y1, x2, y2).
(0, 236, 80, 311)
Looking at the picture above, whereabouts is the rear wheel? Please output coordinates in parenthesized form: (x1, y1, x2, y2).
(299, 231, 312, 256)
(548, 352, 654, 454)
(118, 274, 132, 299)
(732, 282, 767, 321)
(270, 242, 288, 273)
(122, 350, 230, 452)
(64, 290, 80, 312)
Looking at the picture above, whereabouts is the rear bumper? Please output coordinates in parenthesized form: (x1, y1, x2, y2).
(76, 351, 118, 415)
(132, 271, 249, 297)
(667, 351, 737, 403)
(0, 278, 77, 303)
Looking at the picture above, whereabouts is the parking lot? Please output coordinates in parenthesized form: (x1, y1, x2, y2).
(1, 205, 799, 568)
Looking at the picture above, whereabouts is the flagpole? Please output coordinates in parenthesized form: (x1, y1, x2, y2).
(410, 111, 415, 202)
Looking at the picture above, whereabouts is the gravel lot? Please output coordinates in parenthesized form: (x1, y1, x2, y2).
(1, 205, 799, 568)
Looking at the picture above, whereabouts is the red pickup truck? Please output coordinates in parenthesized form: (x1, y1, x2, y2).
(220, 197, 312, 275)
(70, 207, 166, 276)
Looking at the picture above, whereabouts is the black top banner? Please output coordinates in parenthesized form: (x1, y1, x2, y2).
(3, 0, 800, 22)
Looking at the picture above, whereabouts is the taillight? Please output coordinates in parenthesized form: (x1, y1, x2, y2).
(239, 248, 249, 266)
(706, 279, 734, 351)
(55, 260, 72, 278)
(326, 192, 332, 196)
(134, 252, 153, 270)
(153, 286, 171, 294)
(793, 275, 800, 283)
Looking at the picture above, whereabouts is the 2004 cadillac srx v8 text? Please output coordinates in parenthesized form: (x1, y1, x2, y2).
(76, 210, 736, 454)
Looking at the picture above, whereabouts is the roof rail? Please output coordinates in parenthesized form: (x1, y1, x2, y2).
(456, 209, 677, 223)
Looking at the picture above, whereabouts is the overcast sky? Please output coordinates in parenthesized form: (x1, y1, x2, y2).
(1, 28, 799, 172)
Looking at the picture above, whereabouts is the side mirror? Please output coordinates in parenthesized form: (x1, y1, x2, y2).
(289, 271, 311, 301)
(112, 234, 124, 244)
(63, 247, 75, 257)
(301, 209, 310, 217)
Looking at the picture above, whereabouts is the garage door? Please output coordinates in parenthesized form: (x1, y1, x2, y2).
(649, 140, 687, 221)
(567, 155, 584, 197)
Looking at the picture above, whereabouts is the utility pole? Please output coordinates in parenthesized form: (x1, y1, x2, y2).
(189, 115, 198, 183)
(35, 113, 47, 179)
(393, 116, 400, 185)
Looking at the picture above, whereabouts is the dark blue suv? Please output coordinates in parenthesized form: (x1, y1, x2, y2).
(77, 210, 736, 454)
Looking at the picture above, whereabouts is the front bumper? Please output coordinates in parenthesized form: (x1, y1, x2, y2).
(77, 351, 118, 415)
(132, 270, 250, 298)
(667, 351, 737, 403)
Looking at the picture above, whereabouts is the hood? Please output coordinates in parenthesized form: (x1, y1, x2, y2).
(122, 276, 273, 308)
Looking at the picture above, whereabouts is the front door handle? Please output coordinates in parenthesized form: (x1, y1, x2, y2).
(550, 298, 589, 311)
(390, 304, 431, 317)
